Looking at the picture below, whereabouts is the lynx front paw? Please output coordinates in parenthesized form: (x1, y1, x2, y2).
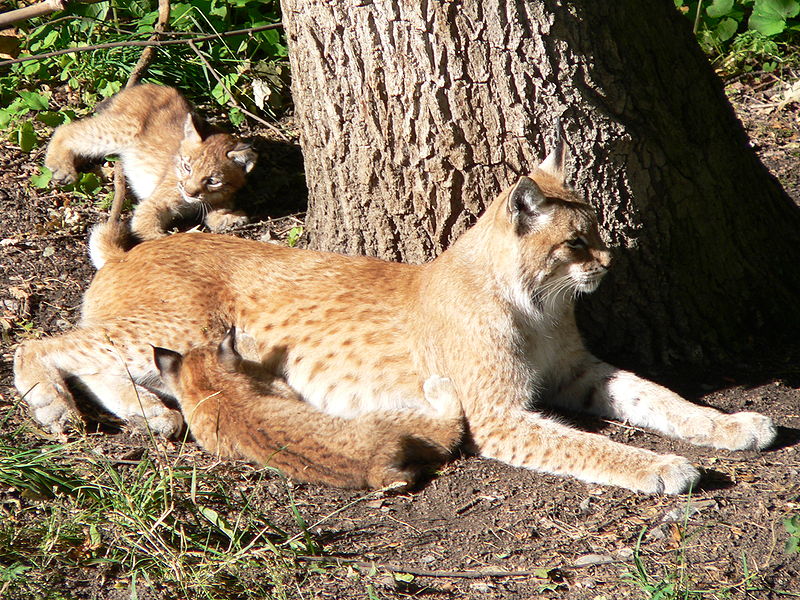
(18, 381, 77, 435)
(712, 412, 777, 451)
(127, 409, 185, 438)
(636, 455, 701, 495)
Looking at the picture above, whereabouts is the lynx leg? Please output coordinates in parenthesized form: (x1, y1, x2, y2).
(130, 193, 176, 240)
(552, 359, 777, 451)
(45, 113, 138, 185)
(473, 409, 700, 494)
(14, 327, 181, 436)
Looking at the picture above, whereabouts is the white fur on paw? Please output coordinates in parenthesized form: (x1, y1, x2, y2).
(422, 375, 462, 419)
(717, 412, 777, 451)
(643, 455, 701, 495)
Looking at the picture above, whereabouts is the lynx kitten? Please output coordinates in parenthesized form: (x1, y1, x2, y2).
(15, 137, 776, 494)
(44, 84, 256, 250)
(153, 327, 464, 489)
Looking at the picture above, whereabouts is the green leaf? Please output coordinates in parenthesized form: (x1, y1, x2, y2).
(707, 0, 735, 18)
(228, 107, 245, 127)
(15, 121, 37, 152)
(30, 166, 53, 189)
(36, 111, 68, 128)
(18, 90, 49, 111)
(749, 0, 800, 35)
(715, 17, 739, 41)
(199, 506, 235, 541)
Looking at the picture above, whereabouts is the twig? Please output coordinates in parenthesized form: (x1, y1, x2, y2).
(109, 0, 170, 222)
(0, 23, 283, 68)
(0, 0, 105, 29)
(295, 555, 562, 579)
(186, 40, 289, 142)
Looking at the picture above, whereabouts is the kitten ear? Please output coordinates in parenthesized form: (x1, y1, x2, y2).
(507, 176, 548, 232)
(183, 114, 203, 145)
(536, 120, 567, 182)
(227, 143, 257, 173)
(153, 346, 184, 388)
(217, 326, 243, 370)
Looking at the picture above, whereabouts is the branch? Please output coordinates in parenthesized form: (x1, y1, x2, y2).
(109, 0, 171, 223)
(0, 0, 105, 29)
(295, 556, 555, 579)
(0, 23, 282, 68)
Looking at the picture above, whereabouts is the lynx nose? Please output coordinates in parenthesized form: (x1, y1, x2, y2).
(595, 249, 612, 270)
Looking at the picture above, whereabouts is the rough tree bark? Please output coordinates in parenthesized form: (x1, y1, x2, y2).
(280, 0, 800, 367)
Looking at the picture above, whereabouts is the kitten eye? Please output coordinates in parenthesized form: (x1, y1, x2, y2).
(205, 177, 222, 189)
(565, 236, 588, 250)
(179, 159, 192, 174)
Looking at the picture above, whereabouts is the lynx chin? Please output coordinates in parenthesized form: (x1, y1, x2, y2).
(44, 83, 256, 257)
(15, 137, 776, 494)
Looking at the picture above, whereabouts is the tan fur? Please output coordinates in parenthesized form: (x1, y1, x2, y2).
(153, 329, 464, 489)
(45, 84, 256, 253)
(14, 155, 777, 494)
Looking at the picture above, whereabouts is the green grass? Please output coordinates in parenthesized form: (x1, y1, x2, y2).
(0, 436, 324, 599)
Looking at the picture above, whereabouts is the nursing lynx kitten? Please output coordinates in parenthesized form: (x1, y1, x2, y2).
(45, 84, 256, 248)
(15, 139, 777, 494)
(152, 328, 464, 489)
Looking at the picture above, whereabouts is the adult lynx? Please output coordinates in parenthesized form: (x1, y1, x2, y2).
(15, 141, 776, 494)
(45, 84, 256, 249)
(152, 328, 464, 489)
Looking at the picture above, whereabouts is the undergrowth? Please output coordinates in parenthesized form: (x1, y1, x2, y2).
(0, 433, 324, 599)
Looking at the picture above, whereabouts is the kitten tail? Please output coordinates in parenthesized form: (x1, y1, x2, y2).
(89, 219, 138, 269)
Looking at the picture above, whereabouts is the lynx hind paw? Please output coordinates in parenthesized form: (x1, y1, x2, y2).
(716, 412, 777, 451)
(368, 434, 451, 490)
(422, 375, 463, 419)
(643, 455, 701, 495)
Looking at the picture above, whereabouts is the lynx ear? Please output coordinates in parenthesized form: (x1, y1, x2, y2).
(183, 114, 203, 145)
(537, 120, 567, 182)
(217, 327, 243, 370)
(507, 176, 548, 233)
(227, 143, 257, 173)
(153, 346, 184, 387)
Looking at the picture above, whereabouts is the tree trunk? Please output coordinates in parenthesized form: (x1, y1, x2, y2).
(280, 0, 800, 368)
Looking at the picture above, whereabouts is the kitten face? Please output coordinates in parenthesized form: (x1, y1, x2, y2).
(175, 133, 256, 208)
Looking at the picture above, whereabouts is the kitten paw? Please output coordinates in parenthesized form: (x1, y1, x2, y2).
(713, 412, 777, 451)
(640, 455, 701, 495)
(205, 210, 249, 231)
(46, 162, 79, 186)
(19, 382, 76, 435)
(127, 409, 184, 438)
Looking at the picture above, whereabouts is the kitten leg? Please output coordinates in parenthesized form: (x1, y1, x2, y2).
(130, 189, 177, 240)
(14, 327, 182, 436)
(552, 358, 776, 451)
(472, 407, 700, 494)
(45, 113, 139, 185)
(204, 208, 249, 232)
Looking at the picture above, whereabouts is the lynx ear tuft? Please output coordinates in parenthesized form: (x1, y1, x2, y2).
(183, 114, 203, 144)
(507, 176, 548, 232)
(536, 120, 568, 182)
(217, 327, 243, 370)
(153, 346, 184, 379)
(227, 143, 257, 173)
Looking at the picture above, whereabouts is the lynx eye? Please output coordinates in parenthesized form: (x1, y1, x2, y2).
(205, 177, 222, 189)
(565, 236, 588, 250)
(179, 158, 192, 174)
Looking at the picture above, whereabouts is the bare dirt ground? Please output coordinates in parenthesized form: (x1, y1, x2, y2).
(1, 75, 799, 599)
